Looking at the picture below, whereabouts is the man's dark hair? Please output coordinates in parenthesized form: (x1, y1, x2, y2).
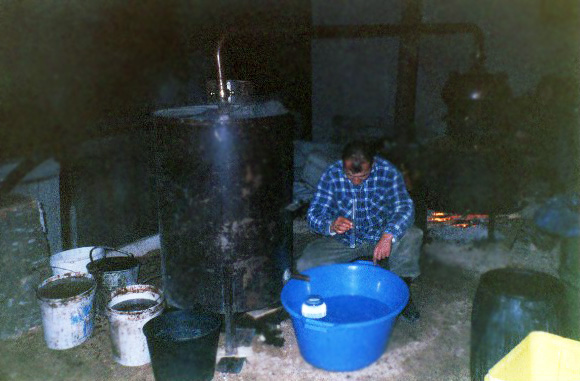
(342, 141, 375, 173)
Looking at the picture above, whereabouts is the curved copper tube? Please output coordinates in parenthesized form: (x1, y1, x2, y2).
(216, 35, 228, 104)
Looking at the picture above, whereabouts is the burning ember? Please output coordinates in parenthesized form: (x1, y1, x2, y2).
(428, 211, 489, 229)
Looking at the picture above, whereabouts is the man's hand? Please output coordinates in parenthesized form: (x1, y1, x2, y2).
(331, 217, 353, 234)
(373, 233, 394, 263)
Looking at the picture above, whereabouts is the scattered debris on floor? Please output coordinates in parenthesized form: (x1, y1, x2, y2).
(0, 200, 572, 380)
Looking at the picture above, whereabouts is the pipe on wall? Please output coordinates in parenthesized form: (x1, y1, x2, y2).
(312, 22, 486, 142)
(214, 20, 485, 142)
(311, 24, 485, 64)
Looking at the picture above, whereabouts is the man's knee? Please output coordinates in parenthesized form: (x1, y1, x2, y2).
(405, 225, 424, 241)
(295, 237, 337, 272)
(389, 226, 423, 279)
(393, 225, 423, 251)
(295, 247, 338, 272)
(295, 237, 368, 272)
(399, 225, 423, 253)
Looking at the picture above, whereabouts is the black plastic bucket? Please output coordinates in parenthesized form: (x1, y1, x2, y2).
(470, 268, 568, 381)
(143, 309, 221, 381)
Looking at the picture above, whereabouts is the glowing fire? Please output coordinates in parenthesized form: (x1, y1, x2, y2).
(428, 211, 489, 229)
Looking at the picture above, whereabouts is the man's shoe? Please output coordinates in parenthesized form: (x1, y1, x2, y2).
(401, 299, 420, 322)
(401, 277, 420, 322)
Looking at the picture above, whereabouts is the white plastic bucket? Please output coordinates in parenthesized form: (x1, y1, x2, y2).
(50, 247, 105, 275)
(106, 284, 165, 366)
(36, 272, 97, 350)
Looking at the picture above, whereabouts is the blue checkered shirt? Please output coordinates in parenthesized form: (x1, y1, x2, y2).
(307, 156, 414, 245)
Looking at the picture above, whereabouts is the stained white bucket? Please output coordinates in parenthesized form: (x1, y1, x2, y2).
(36, 272, 96, 350)
(106, 284, 165, 366)
(50, 247, 105, 275)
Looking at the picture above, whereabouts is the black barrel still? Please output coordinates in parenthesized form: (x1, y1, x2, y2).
(153, 103, 294, 313)
(412, 67, 520, 235)
(470, 268, 568, 381)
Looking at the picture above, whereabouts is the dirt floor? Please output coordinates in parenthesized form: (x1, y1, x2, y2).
(0, 217, 566, 381)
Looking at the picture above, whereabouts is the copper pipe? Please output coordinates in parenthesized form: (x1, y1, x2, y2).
(216, 35, 228, 104)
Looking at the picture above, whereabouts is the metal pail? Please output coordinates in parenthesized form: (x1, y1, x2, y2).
(86, 247, 140, 315)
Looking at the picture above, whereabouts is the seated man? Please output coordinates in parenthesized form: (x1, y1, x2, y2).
(296, 141, 423, 321)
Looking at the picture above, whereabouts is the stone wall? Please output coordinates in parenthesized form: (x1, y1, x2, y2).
(0, 195, 51, 339)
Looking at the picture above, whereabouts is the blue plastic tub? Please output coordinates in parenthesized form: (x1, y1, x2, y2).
(281, 260, 409, 371)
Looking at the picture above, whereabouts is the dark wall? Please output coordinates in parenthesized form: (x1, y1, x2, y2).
(1, 0, 310, 247)
(63, 132, 158, 248)
(0, 0, 311, 160)
(311, 0, 580, 142)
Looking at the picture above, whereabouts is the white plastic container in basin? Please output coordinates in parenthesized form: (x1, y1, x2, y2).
(50, 247, 105, 275)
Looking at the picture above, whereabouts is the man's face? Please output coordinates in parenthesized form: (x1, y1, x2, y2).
(343, 159, 372, 186)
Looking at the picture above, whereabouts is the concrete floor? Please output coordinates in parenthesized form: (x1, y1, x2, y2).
(0, 217, 565, 381)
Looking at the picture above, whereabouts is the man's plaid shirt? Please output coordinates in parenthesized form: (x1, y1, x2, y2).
(307, 156, 414, 245)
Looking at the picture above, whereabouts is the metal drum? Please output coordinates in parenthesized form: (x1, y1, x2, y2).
(153, 101, 294, 313)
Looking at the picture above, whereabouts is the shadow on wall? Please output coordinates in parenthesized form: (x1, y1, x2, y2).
(330, 115, 391, 146)
(0, 1, 211, 159)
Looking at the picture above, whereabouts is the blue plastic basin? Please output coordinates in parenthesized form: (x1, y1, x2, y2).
(281, 261, 409, 371)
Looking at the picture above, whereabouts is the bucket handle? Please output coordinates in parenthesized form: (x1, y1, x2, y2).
(139, 274, 161, 285)
(89, 246, 135, 262)
(50, 265, 77, 274)
(29, 260, 75, 275)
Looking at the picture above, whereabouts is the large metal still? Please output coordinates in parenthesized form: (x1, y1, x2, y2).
(153, 102, 294, 313)
(417, 67, 520, 217)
